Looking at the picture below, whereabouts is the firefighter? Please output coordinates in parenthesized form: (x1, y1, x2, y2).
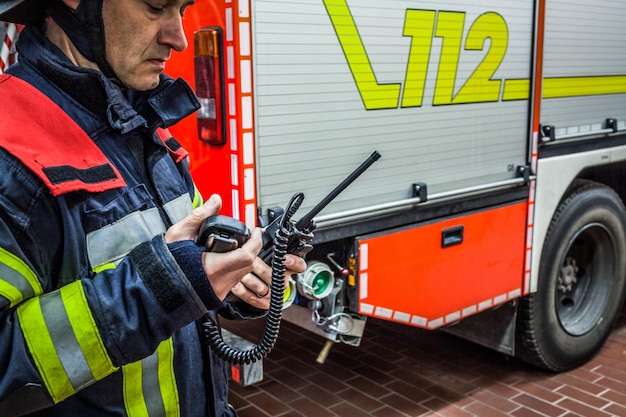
(0, 0, 306, 416)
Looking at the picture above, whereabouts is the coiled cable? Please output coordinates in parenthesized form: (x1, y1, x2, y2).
(202, 193, 305, 364)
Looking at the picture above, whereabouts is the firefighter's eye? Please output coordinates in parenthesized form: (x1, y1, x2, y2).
(147, 3, 165, 14)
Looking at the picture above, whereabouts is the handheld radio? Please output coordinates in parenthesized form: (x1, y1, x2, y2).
(197, 151, 381, 364)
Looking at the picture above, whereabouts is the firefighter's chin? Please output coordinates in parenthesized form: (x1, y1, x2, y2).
(120, 70, 162, 92)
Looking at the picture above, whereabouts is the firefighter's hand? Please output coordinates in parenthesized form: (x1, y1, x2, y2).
(231, 252, 306, 310)
(164, 193, 305, 305)
(201, 228, 264, 301)
(165, 194, 260, 300)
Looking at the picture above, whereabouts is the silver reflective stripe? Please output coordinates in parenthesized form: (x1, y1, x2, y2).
(17, 282, 116, 402)
(40, 292, 94, 390)
(0, 247, 43, 308)
(123, 339, 180, 417)
(142, 350, 166, 417)
(163, 194, 192, 225)
(86, 208, 166, 269)
(0, 262, 36, 307)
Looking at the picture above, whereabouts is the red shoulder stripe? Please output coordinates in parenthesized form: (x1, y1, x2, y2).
(156, 127, 189, 163)
(0, 74, 126, 196)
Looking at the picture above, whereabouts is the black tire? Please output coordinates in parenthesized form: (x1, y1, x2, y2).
(517, 180, 626, 371)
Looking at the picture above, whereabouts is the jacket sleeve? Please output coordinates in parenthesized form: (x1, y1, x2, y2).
(219, 295, 268, 320)
(0, 154, 213, 416)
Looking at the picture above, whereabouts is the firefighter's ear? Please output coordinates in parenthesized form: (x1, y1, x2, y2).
(61, 0, 81, 10)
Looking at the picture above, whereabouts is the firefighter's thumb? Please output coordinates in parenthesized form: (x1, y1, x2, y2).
(190, 194, 222, 224)
(165, 194, 222, 243)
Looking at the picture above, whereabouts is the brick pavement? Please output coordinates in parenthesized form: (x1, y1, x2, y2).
(225, 305, 626, 417)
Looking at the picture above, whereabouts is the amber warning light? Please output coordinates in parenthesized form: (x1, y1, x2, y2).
(194, 28, 225, 145)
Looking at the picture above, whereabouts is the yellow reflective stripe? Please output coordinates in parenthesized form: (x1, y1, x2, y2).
(123, 339, 180, 417)
(543, 75, 626, 99)
(17, 294, 74, 402)
(158, 339, 180, 417)
(16, 282, 117, 402)
(93, 262, 117, 274)
(192, 186, 204, 209)
(0, 246, 43, 307)
(123, 360, 149, 417)
(0, 281, 21, 307)
(62, 283, 116, 381)
(503, 76, 626, 102)
(502, 79, 530, 101)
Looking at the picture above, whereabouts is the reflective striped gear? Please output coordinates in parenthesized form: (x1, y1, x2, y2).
(0, 23, 244, 417)
(17, 282, 117, 402)
(0, 246, 42, 309)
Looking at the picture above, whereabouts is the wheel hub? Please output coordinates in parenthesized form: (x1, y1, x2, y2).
(558, 257, 579, 293)
(556, 223, 615, 337)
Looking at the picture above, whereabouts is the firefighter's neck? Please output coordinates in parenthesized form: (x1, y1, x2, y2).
(45, 17, 99, 72)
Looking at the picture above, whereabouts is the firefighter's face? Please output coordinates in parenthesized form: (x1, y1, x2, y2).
(101, 0, 194, 90)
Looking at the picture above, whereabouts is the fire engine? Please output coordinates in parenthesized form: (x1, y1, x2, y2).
(164, 0, 626, 373)
(6, 0, 626, 374)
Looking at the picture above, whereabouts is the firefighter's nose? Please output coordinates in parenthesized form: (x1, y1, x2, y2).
(161, 15, 188, 52)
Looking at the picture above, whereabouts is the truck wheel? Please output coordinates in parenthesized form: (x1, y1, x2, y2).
(517, 180, 626, 371)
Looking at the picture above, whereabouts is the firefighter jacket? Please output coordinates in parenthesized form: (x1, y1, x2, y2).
(0, 23, 254, 417)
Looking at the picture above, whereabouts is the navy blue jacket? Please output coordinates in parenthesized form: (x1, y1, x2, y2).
(0, 23, 251, 417)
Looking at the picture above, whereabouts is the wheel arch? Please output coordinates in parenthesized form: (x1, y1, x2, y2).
(531, 149, 626, 294)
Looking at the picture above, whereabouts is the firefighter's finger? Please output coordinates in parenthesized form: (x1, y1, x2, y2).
(284, 254, 307, 278)
(243, 253, 308, 295)
(201, 229, 263, 299)
(202, 252, 256, 300)
(249, 253, 306, 285)
(231, 281, 271, 310)
(165, 194, 222, 243)
(240, 268, 271, 297)
(234, 253, 308, 309)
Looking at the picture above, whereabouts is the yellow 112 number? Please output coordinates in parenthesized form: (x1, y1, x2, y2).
(324, 1, 509, 110)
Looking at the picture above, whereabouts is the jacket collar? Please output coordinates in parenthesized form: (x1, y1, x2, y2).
(15, 24, 200, 134)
